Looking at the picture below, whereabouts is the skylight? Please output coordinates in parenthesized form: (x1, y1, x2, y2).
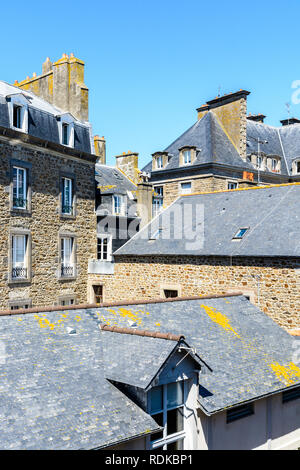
(233, 228, 249, 240)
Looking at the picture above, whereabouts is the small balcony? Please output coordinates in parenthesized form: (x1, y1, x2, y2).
(13, 197, 27, 210)
(88, 259, 115, 275)
(62, 205, 73, 215)
(12, 266, 27, 280)
(61, 264, 74, 278)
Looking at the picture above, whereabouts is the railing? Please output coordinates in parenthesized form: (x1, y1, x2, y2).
(61, 265, 74, 277)
(62, 205, 73, 215)
(13, 197, 27, 209)
(12, 267, 27, 279)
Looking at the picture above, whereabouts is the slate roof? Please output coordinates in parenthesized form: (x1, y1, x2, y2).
(115, 183, 300, 258)
(143, 112, 254, 173)
(0, 309, 160, 450)
(101, 329, 200, 389)
(0, 80, 92, 154)
(95, 163, 137, 195)
(94, 296, 300, 414)
(142, 111, 300, 176)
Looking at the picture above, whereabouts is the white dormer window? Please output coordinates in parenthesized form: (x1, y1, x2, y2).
(58, 113, 75, 147)
(292, 160, 300, 175)
(7, 94, 29, 133)
(297, 162, 300, 174)
(271, 159, 277, 171)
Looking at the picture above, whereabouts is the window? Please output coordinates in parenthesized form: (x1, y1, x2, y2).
(97, 236, 112, 261)
(113, 195, 125, 216)
(13, 167, 27, 209)
(257, 156, 263, 169)
(9, 299, 31, 310)
(62, 177, 73, 215)
(282, 386, 300, 403)
(13, 105, 22, 129)
(62, 124, 69, 146)
(233, 227, 249, 239)
(228, 181, 238, 190)
(93, 285, 103, 304)
(12, 235, 27, 280)
(180, 182, 191, 194)
(149, 382, 185, 450)
(156, 155, 163, 169)
(58, 297, 75, 306)
(271, 159, 277, 172)
(153, 186, 164, 217)
(183, 150, 191, 165)
(226, 403, 254, 423)
(296, 162, 300, 174)
(164, 289, 178, 298)
(60, 237, 74, 277)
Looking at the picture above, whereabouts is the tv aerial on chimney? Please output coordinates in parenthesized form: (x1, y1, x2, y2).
(285, 102, 291, 125)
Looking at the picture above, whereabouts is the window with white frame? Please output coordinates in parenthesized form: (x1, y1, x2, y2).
(297, 161, 300, 174)
(60, 237, 74, 277)
(13, 105, 22, 129)
(113, 195, 125, 215)
(257, 156, 263, 169)
(149, 381, 185, 450)
(12, 235, 28, 280)
(62, 177, 73, 215)
(180, 182, 191, 194)
(156, 155, 163, 169)
(13, 166, 27, 209)
(97, 235, 112, 261)
(62, 123, 69, 146)
(183, 150, 191, 165)
(227, 181, 238, 190)
(152, 186, 164, 217)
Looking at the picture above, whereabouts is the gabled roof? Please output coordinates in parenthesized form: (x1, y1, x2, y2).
(115, 183, 300, 258)
(93, 296, 300, 414)
(0, 309, 159, 450)
(96, 164, 137, 195)
(100, 326, 201, 390)
(143, 112, 254, 173)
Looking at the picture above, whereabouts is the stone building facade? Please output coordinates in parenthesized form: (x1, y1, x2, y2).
(0, 58, 97, 310)
(88, 255, 300, 329)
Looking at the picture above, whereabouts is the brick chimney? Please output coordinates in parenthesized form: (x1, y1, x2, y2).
(94, 136, 106, 164)
(196, 90, 251, 161)
(15, 53, 89, 122)
(115, 151, 140, 185)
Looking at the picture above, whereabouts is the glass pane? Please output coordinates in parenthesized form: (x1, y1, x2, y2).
(167, 407, 184, 436)
(151, 412, 163, 442)
(167, 382, 183, 409)
(150, 386, 163, 413)
(167, 439, 184, 450)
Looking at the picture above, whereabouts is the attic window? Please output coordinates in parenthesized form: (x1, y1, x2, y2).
(150, 228, 163, 240)
(13, 105, 22, 128)
(233, 228, 249, 240)
(62, 124, 69, 145)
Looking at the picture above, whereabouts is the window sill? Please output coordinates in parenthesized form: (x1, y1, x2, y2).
(60, 213, 76, 220)
(8, 277, 31, 286)
(10, 208, 31, 216)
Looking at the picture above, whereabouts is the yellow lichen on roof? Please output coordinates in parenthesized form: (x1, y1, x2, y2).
(269, 362, 300, 386)
(200, 304, 240, 338)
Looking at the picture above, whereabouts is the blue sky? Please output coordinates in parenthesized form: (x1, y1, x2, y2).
(2, 0, 300, 167)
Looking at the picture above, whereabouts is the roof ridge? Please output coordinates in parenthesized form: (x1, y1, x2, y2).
(100, 324, 184, 341)
(181, 182, 300, 198)
(0, 292, 244, 317)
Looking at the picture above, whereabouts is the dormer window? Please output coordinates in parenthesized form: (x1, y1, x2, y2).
(271, 159, 277, 171)
(297, 162, 300, 174)
(292, 160, 300, 175)
(157, 155, 163, 169)
(7, 94, 29, 133)
(58, 113, 75, 147)
(62, 124, 69, 145)
(13, 105, 22, 129)
(183, 150, 191, 165)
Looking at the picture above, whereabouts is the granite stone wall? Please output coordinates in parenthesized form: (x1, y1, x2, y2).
(88, 255, 300, 329)
(0, 135, 97, 309)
